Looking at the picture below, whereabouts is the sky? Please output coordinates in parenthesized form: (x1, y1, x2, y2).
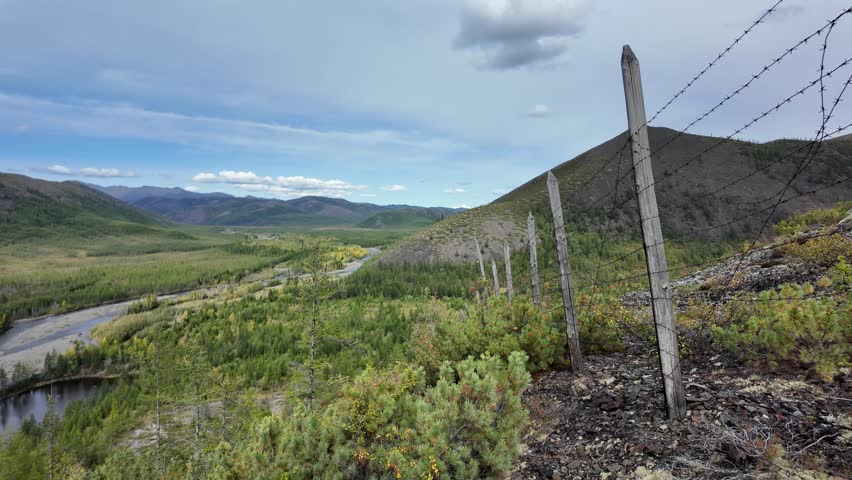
(1, 0, 851, 208)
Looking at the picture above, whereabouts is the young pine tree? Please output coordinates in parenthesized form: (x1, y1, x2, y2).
(295, 239, 337, 410)
(175, 338, 214, 476)
(44, 392, 58, 480)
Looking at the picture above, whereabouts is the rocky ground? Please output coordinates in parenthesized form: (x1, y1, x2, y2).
(622, 218, 852, 310)
(512, 215, 852, 479)
(509, 339, 851, 480)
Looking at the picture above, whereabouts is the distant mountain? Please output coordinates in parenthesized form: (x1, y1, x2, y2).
(86, 184, 232, 203)
(357, 207, 464, 229)
(0, 173, 171, 244)
(93, 185, 462, 227)
(381, 127, 852, 264)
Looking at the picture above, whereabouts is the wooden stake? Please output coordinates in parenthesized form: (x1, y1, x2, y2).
(546, 171, 584, 373)
(491, 258, 501, 297)
(474, 236, 488, 296)
(622, 45, 686, 419)
(474, 237, 486, 281)
(504, 243, 514, 299)
(528, 212, 541, 307)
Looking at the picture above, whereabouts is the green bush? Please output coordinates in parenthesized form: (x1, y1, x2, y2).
(576, 291, 633, 354)
(827, 256, 852, 289)
(126, 294, 159, 315)
(774, 201, 852, 236)
(229, 352, 530, 479)
(777, 234, 852, 267)
(711, 283, 851, 381)
(410, 296, 564, 377)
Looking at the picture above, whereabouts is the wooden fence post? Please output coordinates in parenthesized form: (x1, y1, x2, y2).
(546, 171, 584, 373)
(622, 45, 687, 419)
(528, 212, 542, 307)
(491, 259, 501, 297)
(474, 237, 486, 281)
(504, 243, 514, 299)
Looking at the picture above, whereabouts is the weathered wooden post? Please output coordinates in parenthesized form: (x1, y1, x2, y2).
(504, 243, 514, 299)
(546, 171, 584, 372)
(491, 258, 501, 297)
(528, 212, 542, 307)
(474, 237, 486, 281)
(621, 45, 687, 419)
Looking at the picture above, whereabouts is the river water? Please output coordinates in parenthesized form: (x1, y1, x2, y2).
(0, 379, 112, 437)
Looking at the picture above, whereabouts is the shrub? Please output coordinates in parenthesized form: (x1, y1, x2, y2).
(410, 296, 564, 377)
(239, 352, 531, 479)
(126, 294, 159, 315)
(774, 201, 852, 236)
(576, 290, 633, 354)
(827, 255, 852, 289)
(777, 234, 852, 267)
(711, 283, 851, 381)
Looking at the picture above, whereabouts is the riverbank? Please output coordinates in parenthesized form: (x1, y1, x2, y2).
(0, 372, 123, 401)
(0, 302, 133, 374)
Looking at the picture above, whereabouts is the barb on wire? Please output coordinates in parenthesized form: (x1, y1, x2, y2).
(645, 0, 785, 127)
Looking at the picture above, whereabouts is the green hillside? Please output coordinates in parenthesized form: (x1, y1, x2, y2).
(0, 173, 180, 246)
(381, 127, 852, 264)
(356, 207, 459, 229)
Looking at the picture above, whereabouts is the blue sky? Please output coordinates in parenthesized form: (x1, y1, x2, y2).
(1, 0, 851, 207)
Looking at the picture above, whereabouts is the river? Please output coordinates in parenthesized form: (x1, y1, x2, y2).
(0, 379, 113, 436)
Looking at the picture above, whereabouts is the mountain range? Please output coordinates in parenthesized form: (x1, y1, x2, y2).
(0, 177, 465, 236)
(86, 184, 464, 227)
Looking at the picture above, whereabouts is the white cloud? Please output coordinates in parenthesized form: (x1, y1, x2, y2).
(183, 186, 200, 192)
(36, 164, 135, 178)
(452, 204, 471, 209)
(444, 188, 466, 193)
(0, 93, 465, 162)
(79, 167, 135, 178)
(219, 170, 272, 184)
(381, 184, 407, 192)
(192, 172, 219, 182)
(454, 0, 591, 69)
(524, 104, 551, 118)
(191, 170, 365, 198)
(47, 164, 72, 175)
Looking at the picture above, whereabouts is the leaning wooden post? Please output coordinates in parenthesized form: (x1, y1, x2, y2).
(503, 243, 514, 299)
(474, 237, 486, 281)
(621, 45, 687, 419)
(491, 259, 501, 297)
(546, 171, 584, 373)
(527, 212, 542, 307)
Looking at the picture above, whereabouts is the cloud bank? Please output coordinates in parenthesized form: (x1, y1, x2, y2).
(454, 0, 591, 69)
(0, 93, 464, 162)
(35, 164, 136, 178)
(192, 170, 365, 198)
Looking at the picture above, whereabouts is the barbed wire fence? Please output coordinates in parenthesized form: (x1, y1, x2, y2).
(467, 2, 852, 420)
